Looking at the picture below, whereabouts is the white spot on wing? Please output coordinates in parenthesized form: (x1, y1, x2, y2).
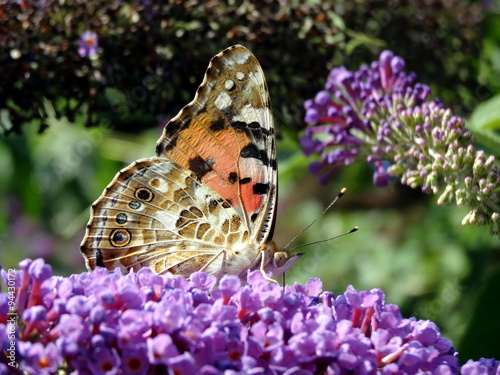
(234, 51, 250, 65)
(236, 72, 245, 81)
(150, 178, 168, 193)
(215, 91, 232, 110)
(151, 161, 174, 175)
(153, 210, 179, 229)
(232, 105, 271, 127)
(225, 79, 235, 91)
(248, 70, 263, 83)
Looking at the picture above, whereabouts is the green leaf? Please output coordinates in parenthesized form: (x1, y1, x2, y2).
(328, 10, 346, 30)
(345, 30, 386, 55)
(104, 88, 127, 105)
(468, 127, 500, 153)
(468, 94, 500, 131)
(467, 94, 500, 150)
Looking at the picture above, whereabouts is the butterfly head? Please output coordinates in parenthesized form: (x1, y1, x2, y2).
(262, 241, 304, 277)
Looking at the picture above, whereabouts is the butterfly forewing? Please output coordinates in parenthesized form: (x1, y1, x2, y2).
(155, 45, 277, 244)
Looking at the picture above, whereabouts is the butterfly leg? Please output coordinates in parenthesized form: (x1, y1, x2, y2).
(259, 250, 278, 283)
(218, 248, 227, 280)
(193, 248, 227, 279)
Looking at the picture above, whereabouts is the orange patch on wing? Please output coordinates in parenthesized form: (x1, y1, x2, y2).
(165, 113, 265, 217)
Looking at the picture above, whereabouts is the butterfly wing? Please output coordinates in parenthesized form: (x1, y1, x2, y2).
(81, 45, 277, 277)
(155, 45, 277, 245)
(81, 158, 252, 276)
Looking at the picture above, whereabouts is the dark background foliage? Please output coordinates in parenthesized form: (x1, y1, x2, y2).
(0, 0, 485, 135)
(2, 0, 500, 364)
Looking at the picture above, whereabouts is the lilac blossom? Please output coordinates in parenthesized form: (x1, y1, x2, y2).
(302, 50, 500, 236)
(78, 31, 98, 58)
(461, 358, 500, 374)
(0, 258, 497, 374)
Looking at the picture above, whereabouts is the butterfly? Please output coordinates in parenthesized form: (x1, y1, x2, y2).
(80, 45, 303, 281)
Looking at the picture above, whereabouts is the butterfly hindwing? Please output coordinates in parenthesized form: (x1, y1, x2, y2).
(81, 158, 251, 275)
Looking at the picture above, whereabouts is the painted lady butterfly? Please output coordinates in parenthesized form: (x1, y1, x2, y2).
(80, 45, 303, 281)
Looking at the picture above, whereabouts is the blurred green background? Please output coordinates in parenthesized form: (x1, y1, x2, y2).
(1, 0, 500, 363)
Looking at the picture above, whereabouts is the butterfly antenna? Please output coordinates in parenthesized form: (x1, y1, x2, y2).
(286, 226, 358, 252)
(283, 187, 349, 251)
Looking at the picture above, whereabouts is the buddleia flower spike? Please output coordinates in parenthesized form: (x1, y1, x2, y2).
(301, 50, 500, 236)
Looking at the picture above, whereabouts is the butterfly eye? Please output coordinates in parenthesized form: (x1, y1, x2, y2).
(273, 251, 289, 268)
(135, 188, 154, 202)
(110, 229, 131, 247)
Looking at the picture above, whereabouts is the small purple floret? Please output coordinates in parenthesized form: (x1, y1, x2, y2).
(78, 31, 98, 58)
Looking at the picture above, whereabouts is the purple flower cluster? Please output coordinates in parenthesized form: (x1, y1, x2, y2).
(301, 50, 433, 186)
(301, 51, 500, 236)
(0, 258, 497, 374)
(461, 358, 500, 375)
